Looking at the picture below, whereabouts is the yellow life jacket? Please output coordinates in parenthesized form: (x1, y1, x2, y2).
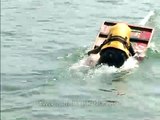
(101, 23, 131, 57)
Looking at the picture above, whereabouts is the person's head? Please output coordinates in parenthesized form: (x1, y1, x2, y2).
(98, 48, 128, 68)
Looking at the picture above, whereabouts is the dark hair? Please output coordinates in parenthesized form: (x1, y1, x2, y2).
(98, 48, 128, 68)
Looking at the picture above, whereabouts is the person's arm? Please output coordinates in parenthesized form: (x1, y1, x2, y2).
(129, 43, 135, 56)
(87, 47, 101, 55)
(88, 39, 109, 55)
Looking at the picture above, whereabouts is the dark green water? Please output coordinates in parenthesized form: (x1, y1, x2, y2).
(1, 0, 160, 120)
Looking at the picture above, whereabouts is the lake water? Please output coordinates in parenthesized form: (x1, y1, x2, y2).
(1, 0, 160, 120)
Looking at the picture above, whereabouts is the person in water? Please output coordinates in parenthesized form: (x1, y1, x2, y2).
(87, 23, 135, 68)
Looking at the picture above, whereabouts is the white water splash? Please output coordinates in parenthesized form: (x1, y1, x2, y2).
(70, 56, 138, 75)
(149, 42, 156, 49)
(94, 57, 138, 74)
(93, 65, 118, 74)
(69, 57, 90, 71)
(148, 42, 160, 53)
(70, 11, 154, 74)
(120, 57, 139, 71)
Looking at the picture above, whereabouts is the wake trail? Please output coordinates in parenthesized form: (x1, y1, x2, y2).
(139, 10, 154, 26)
(139, 11, 159, 52)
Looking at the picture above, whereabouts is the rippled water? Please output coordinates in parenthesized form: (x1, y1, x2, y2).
(1, 0, 160, 120)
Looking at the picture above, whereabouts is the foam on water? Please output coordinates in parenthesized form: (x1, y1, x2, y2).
(92, 57, 138, 75)
(149, 42, 160, 53)
(120, 57, 139, 70)
(70, 56, 138, 75)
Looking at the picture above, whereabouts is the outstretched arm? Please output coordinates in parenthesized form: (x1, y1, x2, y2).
(87, 47, 101, 55)
(87, 39, 109, 55)
(129, 43, 135, 56)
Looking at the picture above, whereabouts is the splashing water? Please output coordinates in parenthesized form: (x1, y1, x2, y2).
(70, 55, 138, 77)
(149, 42, 160, 53)
(70, 10, 154, 75)
(120, 57, 139, 71)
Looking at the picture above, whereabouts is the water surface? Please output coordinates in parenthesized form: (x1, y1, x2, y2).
(1, 0, 160, 120)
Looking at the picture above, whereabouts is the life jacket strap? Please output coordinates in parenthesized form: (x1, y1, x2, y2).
(103, 35, 129, 49)
(88, 35, 130, 55)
